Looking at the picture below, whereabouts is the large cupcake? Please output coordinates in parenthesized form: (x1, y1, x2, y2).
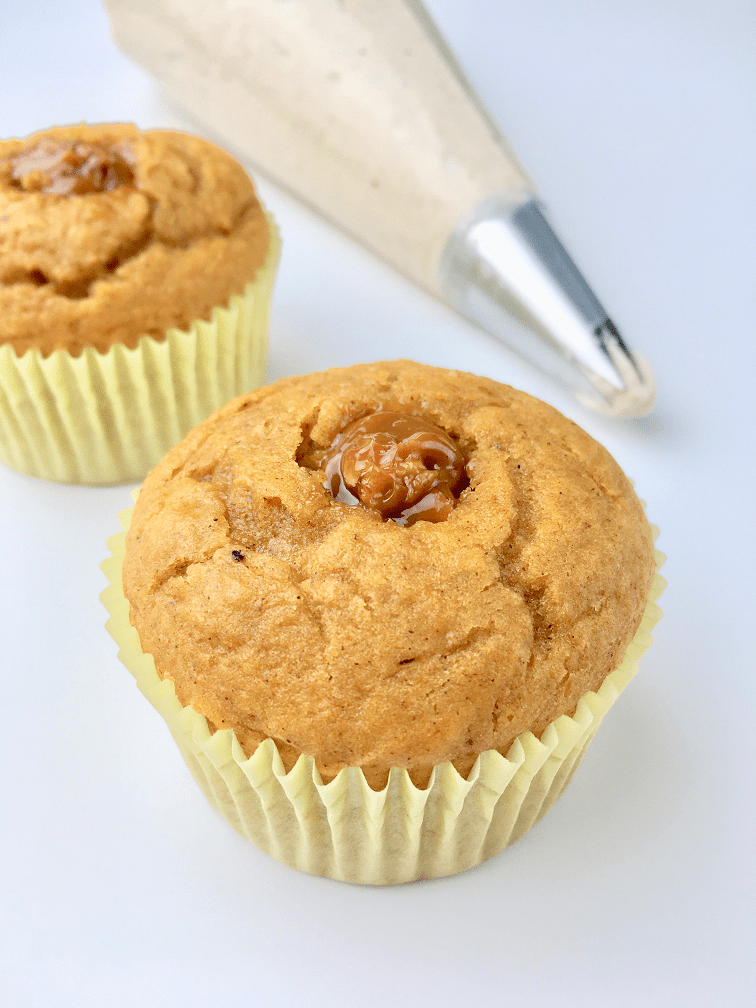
(0, 122, 279, 484)
(103, 360, 663, 883)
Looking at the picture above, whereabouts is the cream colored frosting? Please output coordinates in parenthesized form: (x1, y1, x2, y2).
(105, 0, 534, 292)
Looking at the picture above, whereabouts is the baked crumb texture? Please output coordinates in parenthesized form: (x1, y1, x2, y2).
(0, 123, 268, 356)
(123, 361, 656, 789)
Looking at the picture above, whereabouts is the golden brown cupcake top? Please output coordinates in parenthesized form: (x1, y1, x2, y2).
(0, 123, 269, 356)
(123, 361, 656, 789)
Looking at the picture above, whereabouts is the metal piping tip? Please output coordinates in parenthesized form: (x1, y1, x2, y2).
(440, 196, 656, 417)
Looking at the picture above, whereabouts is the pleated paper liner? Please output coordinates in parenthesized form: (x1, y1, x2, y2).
(102, 506, 664, 885)
(0, 216, 279, 486)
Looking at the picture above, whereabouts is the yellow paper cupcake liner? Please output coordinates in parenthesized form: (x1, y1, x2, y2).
(0, 216, 280, 485)
(102, 506, 664, 885)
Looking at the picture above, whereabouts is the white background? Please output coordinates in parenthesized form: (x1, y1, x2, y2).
(1, 1, 754, 1005)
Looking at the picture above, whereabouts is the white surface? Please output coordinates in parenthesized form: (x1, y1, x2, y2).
(1, 1, 754, 1005)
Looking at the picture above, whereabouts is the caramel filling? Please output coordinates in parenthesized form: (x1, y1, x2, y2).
(323, 411, 467, 526)
(8, 139, 135, 195)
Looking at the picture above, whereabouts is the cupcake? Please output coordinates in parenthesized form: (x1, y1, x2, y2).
(0, 122, 279, 484)
(103, 360, 663, 883)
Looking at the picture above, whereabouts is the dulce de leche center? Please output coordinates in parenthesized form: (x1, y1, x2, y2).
(320, 410, 468, 527)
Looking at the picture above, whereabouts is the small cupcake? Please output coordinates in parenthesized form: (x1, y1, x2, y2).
(103, 360, 663, 883)
(0, 122, 279, 484)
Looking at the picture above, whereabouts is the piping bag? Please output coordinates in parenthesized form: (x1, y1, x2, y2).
(105, 0, 655, 417)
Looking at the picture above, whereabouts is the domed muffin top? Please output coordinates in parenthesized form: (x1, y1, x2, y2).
(0, 123, 268, 356)
(123, 360, 656, 788)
